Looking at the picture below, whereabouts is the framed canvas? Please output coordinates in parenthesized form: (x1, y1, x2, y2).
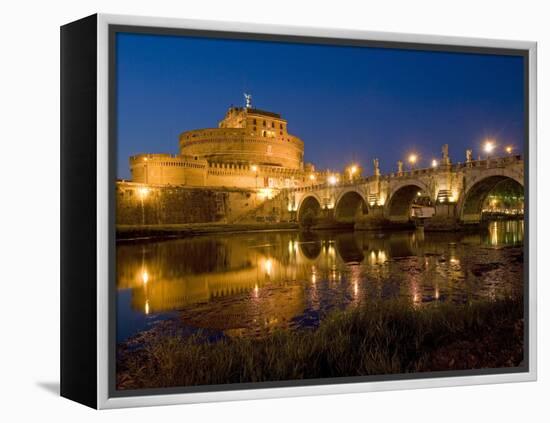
(60, 13, 537, 409)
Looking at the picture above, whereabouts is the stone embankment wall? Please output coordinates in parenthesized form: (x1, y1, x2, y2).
(116, 182, 268, 226)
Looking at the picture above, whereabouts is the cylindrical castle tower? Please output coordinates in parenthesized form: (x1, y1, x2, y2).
(179, 106, 304, 170)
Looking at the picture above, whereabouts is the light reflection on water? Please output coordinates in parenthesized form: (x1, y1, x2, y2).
(116, 220, 523, 342)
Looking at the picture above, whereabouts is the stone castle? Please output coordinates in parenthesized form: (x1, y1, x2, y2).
(128, 96, 319, 190)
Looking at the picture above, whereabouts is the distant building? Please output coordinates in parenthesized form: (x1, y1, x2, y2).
(129, 101, 318, 190)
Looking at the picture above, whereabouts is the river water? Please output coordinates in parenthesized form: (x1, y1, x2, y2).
(116, 220, 524, 343)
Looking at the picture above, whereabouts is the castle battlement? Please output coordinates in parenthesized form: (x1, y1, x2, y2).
(130, 102, 309, 189)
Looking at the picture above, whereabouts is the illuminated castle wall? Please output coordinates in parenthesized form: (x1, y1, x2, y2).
(129, 100, 315, 190)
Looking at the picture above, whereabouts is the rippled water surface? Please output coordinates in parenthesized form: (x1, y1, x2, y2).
(116, 220, 524, 342)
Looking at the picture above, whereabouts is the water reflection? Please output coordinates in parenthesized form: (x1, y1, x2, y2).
(117, 220, 524, 342)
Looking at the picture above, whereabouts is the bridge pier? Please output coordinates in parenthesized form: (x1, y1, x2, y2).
(311, 207, 356, 230)
(354, 206, 393, 231)
(424, 203, 460, 231)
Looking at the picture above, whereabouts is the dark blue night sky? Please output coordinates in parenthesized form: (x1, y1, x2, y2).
(116, 32, 525, 179)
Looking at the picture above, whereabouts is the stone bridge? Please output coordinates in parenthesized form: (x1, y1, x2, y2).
(283, 155, 523, 230)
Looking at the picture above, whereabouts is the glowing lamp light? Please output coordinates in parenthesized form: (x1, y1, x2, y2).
(141, 270, 149, 285)
(484, 140, 495, 154)
(251, 165, 258, 172)
(431, 159, 438, 167)
(309, 174, 316, 181)
(505, 146, 513, 154)
(138, 187, 150, 199)
(328, 175, 338, 185)
(408, 154, 418, 165)
(259, 188, 273, 199)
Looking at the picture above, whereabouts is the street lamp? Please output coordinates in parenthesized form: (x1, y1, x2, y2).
(505, 145, 513, 155)
(431, 159, 438, 168)
(408, 154, 418, 169)
(309, 174, 316, 183)
(328, 175, 338, 186)
(138, 187, 150, 199)
(348, 164, 358, 181)
(484, 140, 495, 158)
(138, 187, 150, 225)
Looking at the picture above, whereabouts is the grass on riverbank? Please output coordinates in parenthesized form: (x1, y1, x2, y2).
(117, 298, 523, 390)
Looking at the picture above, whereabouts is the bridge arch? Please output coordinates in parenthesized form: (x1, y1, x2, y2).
(459, 171, 524, 224)
(297, 194, 323, 224)
(334, 190, 368, 223)
(386, 181, 431, 223)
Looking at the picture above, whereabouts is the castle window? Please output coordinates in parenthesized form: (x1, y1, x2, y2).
(253, 127, 256, 132)
(271, 121, 275, 128)
(280, 123, 283, 129)
(262, 130, 267, 137)
(263, 120, 266, 127)
(253, 119, 257, 124)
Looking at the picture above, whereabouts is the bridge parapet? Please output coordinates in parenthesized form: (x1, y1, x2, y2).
(286, 154, 523, 231)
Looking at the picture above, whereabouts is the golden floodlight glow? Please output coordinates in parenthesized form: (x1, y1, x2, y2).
(408, 154, 418, 164)
(138, 187, 150, 199)
(251, 165, 258, 172)
(506, 146, 513, 154)
(431, 159, 438, 167)
(350, 165, 357, 174)
(309, 174, 316, 181)
(328, 175, 338, 185)
(141, 270, 149, 285)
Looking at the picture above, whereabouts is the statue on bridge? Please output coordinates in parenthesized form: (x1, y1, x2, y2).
(373, 158, 380, 176)
(442, 144, 450, 165)
(397, 160, 403, 174)
(466, 149, 473, 163)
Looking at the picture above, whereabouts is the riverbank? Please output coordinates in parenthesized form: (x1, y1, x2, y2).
(117, 219, 497, 241)
(116, 297, 524, 390)
(117, 222, 300, 241)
